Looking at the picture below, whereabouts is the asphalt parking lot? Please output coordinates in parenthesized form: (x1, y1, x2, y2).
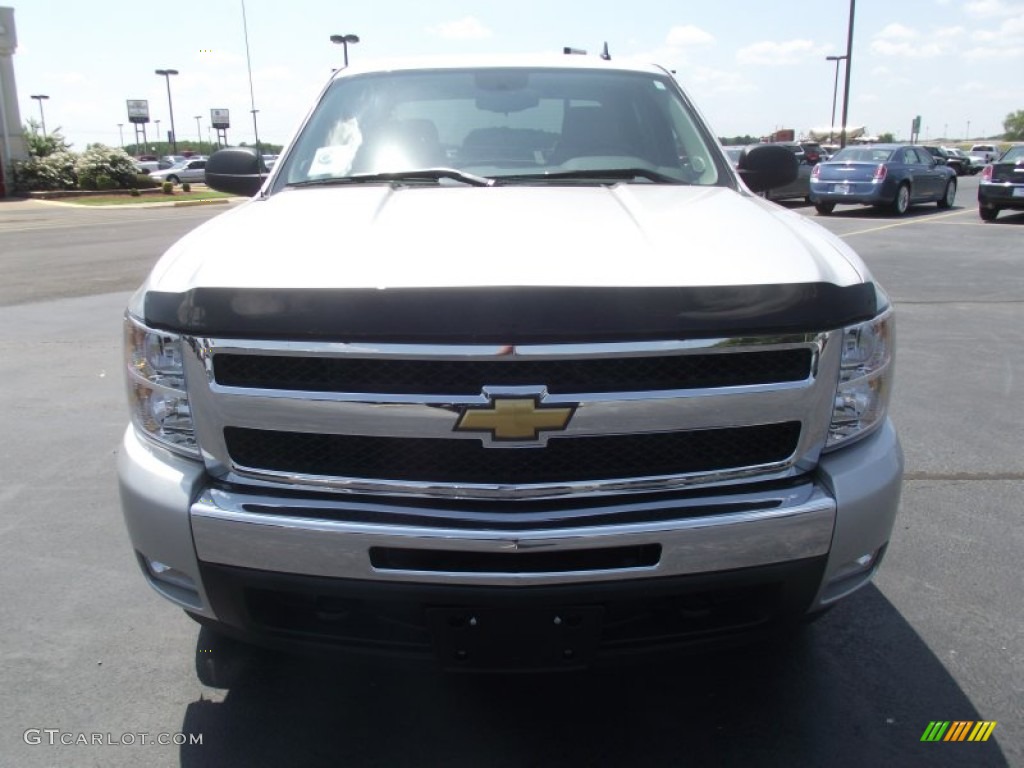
(0, 176, 1020, 767)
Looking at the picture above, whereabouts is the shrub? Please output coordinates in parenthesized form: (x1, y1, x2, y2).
(134, 173, 160, 189)
(130, 188, 141, 197)
(13, 150, 78, 191)
(95, 174, 115, 190)
(75, 144, 138, 190)
(162, 181, 173, 195)
(181, 182, 191, 193)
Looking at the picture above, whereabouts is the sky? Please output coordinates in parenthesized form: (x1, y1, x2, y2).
(5, 0, 1024, 151)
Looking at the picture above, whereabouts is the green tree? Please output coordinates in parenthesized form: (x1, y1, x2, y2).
(22, 118, 72, 158)
(719, 135, 759, 146)
(1003, 110, 1024, 141)
(877, 132, 895, 143)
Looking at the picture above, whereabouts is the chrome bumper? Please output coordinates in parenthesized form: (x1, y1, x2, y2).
(190, 486, 835, 588)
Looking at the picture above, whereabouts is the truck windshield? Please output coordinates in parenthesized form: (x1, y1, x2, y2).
(276, 67, 723, 188)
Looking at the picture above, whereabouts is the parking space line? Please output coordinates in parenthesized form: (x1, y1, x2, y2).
(839, 210, 972, 238)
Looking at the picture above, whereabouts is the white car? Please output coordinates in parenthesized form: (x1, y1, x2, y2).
(149, 157, 207, 185)
(121, 55, 902, 672)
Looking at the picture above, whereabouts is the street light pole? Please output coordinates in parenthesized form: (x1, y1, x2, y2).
(30, 94, 49, 136)
(154, 69, 179, 154)
(155, 119, 161, 149)
(825, 55, 846, 144)
(194, 115, 202, 154)
(330, 33, 360, 67)
(839, 0, 856, 149)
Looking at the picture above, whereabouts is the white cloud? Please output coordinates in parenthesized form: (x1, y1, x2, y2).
(689, 66, 753, 93)
(736, 39, 826, 66)
(962, 44, 1024, 58)
(870, 39, 945, 57)
(876, 23, 919, 40)
(967, 12, 1024, 56)
(964, 0, 1024, 18)
(666, 25, 714, 47)
(426, 17, 492, 41)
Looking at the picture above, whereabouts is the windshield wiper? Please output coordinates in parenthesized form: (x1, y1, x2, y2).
(495, 168, 689, 185)
(287, 168, 494, 188)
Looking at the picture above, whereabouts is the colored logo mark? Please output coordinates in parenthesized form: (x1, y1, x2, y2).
(921, 721, 997, 742)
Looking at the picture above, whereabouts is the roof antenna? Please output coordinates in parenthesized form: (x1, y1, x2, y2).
(563, 46, 587, 55)
(601, 42, 611, 61)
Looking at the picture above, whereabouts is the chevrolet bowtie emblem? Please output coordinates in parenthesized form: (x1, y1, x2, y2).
(455, 396, 575, 442)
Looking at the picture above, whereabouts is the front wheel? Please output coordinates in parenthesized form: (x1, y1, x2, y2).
(815, 202, 835, 215)
(937, 179, 956, 209)
(166, 175, 180, 184)
(979, 206, 999, 222)
(890, 184, 910, 215)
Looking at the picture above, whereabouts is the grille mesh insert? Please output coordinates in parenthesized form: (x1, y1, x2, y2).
(224, 422, 802, 485)
(213, 349, 812, 395)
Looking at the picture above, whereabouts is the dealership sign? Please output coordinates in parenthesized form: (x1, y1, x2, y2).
(211, 109, 230, 129)
(126, 100, 150, 124)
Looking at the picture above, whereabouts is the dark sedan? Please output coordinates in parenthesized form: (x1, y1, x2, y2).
(809, 144, 957, 216)
(978, 145, 1024, 221)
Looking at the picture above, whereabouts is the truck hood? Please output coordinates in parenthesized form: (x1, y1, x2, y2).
(147, 184, 868, 293)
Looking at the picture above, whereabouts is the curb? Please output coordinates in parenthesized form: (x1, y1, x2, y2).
(172, 198, 232, 208)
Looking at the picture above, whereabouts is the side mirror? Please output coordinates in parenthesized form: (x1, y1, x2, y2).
(205, 147, 268, 197)
(736, 144, 799, 193)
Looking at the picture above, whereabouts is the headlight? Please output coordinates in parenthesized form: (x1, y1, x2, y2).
(124, 314, 199, 458)
(826, 309, 894, 449)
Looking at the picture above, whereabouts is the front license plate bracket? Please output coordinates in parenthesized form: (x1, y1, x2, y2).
(427, 605, 604, 671)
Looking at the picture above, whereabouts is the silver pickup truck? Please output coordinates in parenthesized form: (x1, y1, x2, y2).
(119, 54, 902, 672)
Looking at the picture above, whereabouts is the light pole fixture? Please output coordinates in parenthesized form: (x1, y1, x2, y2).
(154, 69, 179, 154)
(155, 119, 161, 148)
(30, 94, 49, 136)
(194, 115, 202, 154)
(825, 55, 847, 144)
(330, 33, 360, 67)
(117, 123, 124, 148)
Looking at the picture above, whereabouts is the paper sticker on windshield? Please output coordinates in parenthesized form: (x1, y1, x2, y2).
(310, 145, 355, 178)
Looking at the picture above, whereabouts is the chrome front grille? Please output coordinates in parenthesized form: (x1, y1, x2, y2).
(183, 335, 841, 499)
